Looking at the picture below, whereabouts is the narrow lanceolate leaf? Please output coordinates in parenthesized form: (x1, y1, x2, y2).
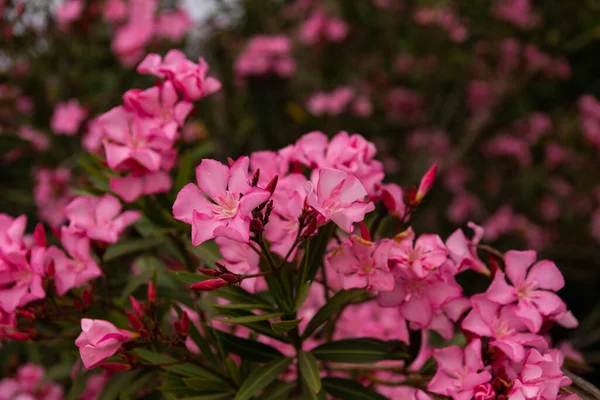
(216, 285, 273, 307)
(270, 318, 302, 334)
(294, 280, 312, 311)
(213, 309, 291, 343)
(302, 289, 367, 339)
(183, 377, 233, 391)
(215, 330, 284, 363)
(215, 312, 284, 324)
(173, 271, 210, 286)
(131, 349, 224, 380)
(298, 351, 322, 393)
(311, 338, 410, 364)
(234, 357, 293, 400)
(321, 377, 387, 400)
(255, 381, 296, 400)
(103, 237, 165, 262)
(213, 303, 276, 312)
(305, 223, 335, 282)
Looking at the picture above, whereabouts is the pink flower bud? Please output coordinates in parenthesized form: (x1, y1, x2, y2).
(359, 222, 371, 241)
(125, 311, 143, 331)
(250, 218, 264, 232)
(180, 311, 189, 335)
(99, 363, 132, 371)
(190, 278, 229, 291)
(265, 175, 279, 194)
(33, 223, 47, 247)
(147, 281, 156, 304)
(220, 273, 239, 283)
(75, 319, 134, 369)
(82, 286, 93, 307)
(129, 296, 143, 317)
(198, 268, 220, 276)
(7, 331, 31, 341)
(416, 164, 437, 202)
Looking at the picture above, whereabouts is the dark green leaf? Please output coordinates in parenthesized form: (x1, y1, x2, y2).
(215, 329, 284, 362)
(298, 351, 321, 393)
(103, 237, 165, 262)
(131, 349, 223, 380)
(213, 303, 275, 311)
(215, 285, 273, 307)
(256, 381, 296, 400)
(173, 271, 209, 286)
(183, 377, 232, 391)
(216, 312, 284, 324)
(312, 339, 410, 364)
(270, 318, 302, 334)
(322, 377, 386, 400)
(295, 280, 312, 311)
(174, 151, 193, 193)
(305, 223, 335, 282)
(188, 321, 220, 368)
(118, 372, 157, 399)
(98, 371, 142, 400)
(302, 289, 367, 339)
(234, 357, 293, 400)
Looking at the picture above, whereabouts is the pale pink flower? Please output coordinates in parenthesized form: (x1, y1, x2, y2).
(336, 301, 409, 343)
(34, 168, 72, 227)
(0, 363, 64, 400)
(390, 233, 447, 278)
(327, 236, 395, 291)
(462, 295, 548, 362)
(111, 0, 156, 66)
(48, 227, 102, 296)
(235, 35, 296, 78)
(428, 339, 492, 399)
(51, 99, 87, 136)
(352, 96, 374, 117)
(80, 372, 109, 400)
(65, 194, 141, 243)
(54, 0, 83, 27)
(155, 9, 193, 41)
(378, 385, 432, 400)
(173, 157, 270, 245)
(485, 250, 569, 333)
(305, 168, 375, 233)
(508, 349, 572, 400)
(75, 319, 134, 369)
(446, 222, 490, 275)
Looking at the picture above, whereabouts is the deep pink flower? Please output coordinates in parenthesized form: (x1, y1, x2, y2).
(103, 0, 127, 22)
(462, 295, 548, 362)
(327, 236, 394, 291)
(390, 232, 447, 278)
(48, 227, 102, 296)
(508, 349, 572, 400)
(51, 99, 87, 136)
(486, 250, 569, 333)
(446, 222, 490, 275)
(154, 9, 193, 41)
(65, 195, 141, 243)
(336, 301, 409, 343)
(173, 157, 270, 245)
(34, 168, 72, 227)
(428, 339, 492, 399)
(305, 168, 375, 233)
(75, 319, 134, 369)
(54, 0, 83, 27)
(110, 170, 172, 203)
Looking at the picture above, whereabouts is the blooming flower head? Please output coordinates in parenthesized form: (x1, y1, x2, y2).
(51, 99, 87, 136)
(65, 194, 141, 243)
(508, 349, 572, 400)
(486, 250, 570, 333)
(75, 318, 134, 369)
(305, 168, 375, 232)
(390, 232, 447, 278)
(0, 363, 63, 400)
(446, 222, 490, 275)
(326, 236, 395, 291)
(34, 168, 72, 227)
(428, 339, 493, 399)
(154, 8, 193, 41)
(54, 0, 83, 28)
(173, 157, 271, 245)
(0, 242, 46, 313)
(235, 35, 296, 78)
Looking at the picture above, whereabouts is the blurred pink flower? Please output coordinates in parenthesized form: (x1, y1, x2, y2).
(51, 99, 87, 136)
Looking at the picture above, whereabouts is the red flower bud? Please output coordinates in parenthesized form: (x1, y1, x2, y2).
(73, 298, 85, 311)
(16, 309, 36, 320)
(125, 311, 143, 331)
(46, 259, 55, 277)
(147, 281, 156, 304)
(227, 157, 234, 167)
(7, 332, 31, 341)
(129, 296, 143, 317)
(416, 164, 437, 202)
(99, 363, 131, 371)
(33, 223, 47, 247)
(359, 222, 371, 241)
(198, 268, 220, 277)
(82, 287, 93, 307)
(190, 278, 229, 291)
(265, 175, 279, 194)
(303, 217, 318, 238)
(220, 273, 238, 283)
(180, 311, 189, 335)
(250, 218, 263, 232)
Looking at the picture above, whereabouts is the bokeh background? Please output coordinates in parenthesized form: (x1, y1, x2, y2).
(2, 0, 600, 384)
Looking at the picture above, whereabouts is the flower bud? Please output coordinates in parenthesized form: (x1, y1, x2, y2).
(7, 331, 31, 341)
(82, 286, 93, 307)
(227, 157, 234, 167)
(220, 273, 238, 283)
(416, 164, 437, 202)
(198, 268, 220, 277)
(382, 190, 396, 215)
(125, 311, 143, 331)
(265, 175, 279, 194)
(190, 278, 229, 291)
(250, 218, 263, 232)
(16, 309, 36, 320)
(180, 311, 189, 336)
(147, 281, 156, 304)
(359, 222, 371, 241)
(33, 223, 47, 247)
(129, 296, 143, 317)
(46, 259, 55, 277)
(99, 363, 132, 372)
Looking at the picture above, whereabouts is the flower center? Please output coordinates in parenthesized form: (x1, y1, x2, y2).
(213, 192, 239, 219)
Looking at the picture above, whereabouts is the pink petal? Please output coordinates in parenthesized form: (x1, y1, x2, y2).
(196, 159, 229, 200)
(464, 338, 484, 371)
(486, 270, 518, 304)
(173, 183, 211, 223)
(190, 211, 224, 246)
(228, 156, 252, 195)
(527, 260, 565, 291)
(433, 345, 464, 374)
(531, 290, 566, 316)
(110, 175, 144, 203)
(505, 250, 537, 286)
(95, 195, 122, 224)
(515, 300, 543, 333)
(492, 338, 525, 362)
(400, 295, 432, 327)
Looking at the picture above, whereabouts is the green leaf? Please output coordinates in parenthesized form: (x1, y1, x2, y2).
(215, 329, 284, 362)
(188, 321, 220, 368)
(174, 151, 193, 193)
(256, 381, 296, 400)
(298, 351, 322, 393)
(301, 379, 328, 400)
(213, 309, 291, 342)
(305, 223, 335, 282)
(103, 237, 165, 262)
(302, 289, 367, 339)
(98, 371, 142, 400)
(270, 318, 302, 334)
(189, 141, 216, 165)
(216, 312, 284, 324)
(183, 377, 232, 391)
(215, 285, 273, 307)
(295, 280, 312, 311)
(234, 357, 293, 400)
(173, 271, 209, 286)
(311, 339, 410, 364)
(225, 356, 242, 386)
(179, 395, 234, 400)
(131, 349, 223, 380)
(213, 303, 275, 311)
(322, 377, 386, 400)
(118, 372, 157, 399)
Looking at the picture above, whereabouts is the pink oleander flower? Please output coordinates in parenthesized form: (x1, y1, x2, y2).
(103, 0, 127, 22)
(462, 295, 548, 362)
(80, 372, 110, 400)
(34, 168, 72, 227)
(486, 250, 569, 333)
(381, 183, 406, 218)
(428, 339, 493, 399)
(18, 126, 49, 151)
(379, 385, 432, 400)
(508, 349, 572, 400)
(415, 164, 437, 202)
(492, 0, 540, 29)
(326, 236, 395, 291)
(378, 267, 463, 331)
(65, 194, 141, 243)
(83, 118, 105, 154)
(47, 227, 102, 296)
(139, 50, 222, 101)
(111, 0, 156, 66)
(0, 363, 64, 400)
(336, 301, 409, 344)
(215, 236, 262, 292)
(54, 0, 83, 27)
(389, 231, 447, 278)
(155, 8, 193, 41)
(305, 168, 375, 233)
(384, 87, 424, 122)
(173, 157, 270, 245)
(299, 11, 348, 45)
(110, 170, 173, 203)
(235, 35, 296, 78)
(75, 319, 135, 369)
(0, 229, 46, 312)
(51, 99, 87, 136)
(446, 222, 490, 275)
